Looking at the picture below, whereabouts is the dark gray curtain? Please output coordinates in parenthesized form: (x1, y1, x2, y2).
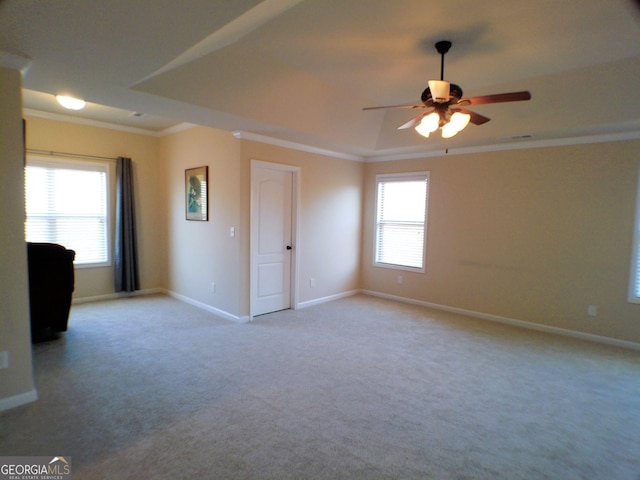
(114, 157, 140, 292)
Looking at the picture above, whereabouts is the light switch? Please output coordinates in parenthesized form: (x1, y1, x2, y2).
(230, 227, 235, 237)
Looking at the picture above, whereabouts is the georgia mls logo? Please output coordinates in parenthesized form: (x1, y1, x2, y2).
(49, 457, 70, 473)
(0, 456, 72, 479)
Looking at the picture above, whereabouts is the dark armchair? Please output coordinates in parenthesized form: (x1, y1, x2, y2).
(27, 242, 75, 342)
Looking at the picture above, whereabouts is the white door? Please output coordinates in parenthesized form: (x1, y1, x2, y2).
(251, 164, 294, 316)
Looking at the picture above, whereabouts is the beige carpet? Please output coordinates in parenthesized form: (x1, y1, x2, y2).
(1, 294, 639, 479)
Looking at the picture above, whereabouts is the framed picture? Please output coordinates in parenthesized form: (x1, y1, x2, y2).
(185, 166, 208, 221)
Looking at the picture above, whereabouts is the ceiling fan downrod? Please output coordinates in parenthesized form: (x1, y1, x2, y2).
(435, 40, 451, 81)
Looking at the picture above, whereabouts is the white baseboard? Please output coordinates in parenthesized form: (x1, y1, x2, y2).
(0, 389, 38, 412)
(166, 290, 250, 323)
(297, 289, 361, 310)
(168, 289, 361, 321)
(70, 287, 640, 350)
(72, 288, 165, 305)
(362, 290, 640, 351)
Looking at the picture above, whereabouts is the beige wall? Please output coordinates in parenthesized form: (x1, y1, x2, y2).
(24, 115, 166, 298)
(160, 129, 363, 318)
(362, 140, 640, 343)
(240, 141, 363, 311)
(0, 67, 36, 408)
(160, 126, 243, 316)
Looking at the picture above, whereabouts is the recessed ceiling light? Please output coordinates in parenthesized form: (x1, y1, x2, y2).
(56, 95, 86, 110)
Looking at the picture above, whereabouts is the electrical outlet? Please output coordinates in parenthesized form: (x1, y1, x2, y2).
(397, 275, 403, 284)
(0, 351, 9, 369)
(587, 305, 597, 317)
(309, 277, 316, 288)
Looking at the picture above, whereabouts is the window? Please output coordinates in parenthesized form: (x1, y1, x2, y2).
(629, 168, 640, 304)
(25, 157, 110, 266)
(374, 172, 429, 271)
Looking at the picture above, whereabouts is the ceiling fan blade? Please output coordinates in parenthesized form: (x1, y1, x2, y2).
(452, 107, 491, 125)
(457, 91, 531, 106)
(363, 104, 428, 111)
(397, 112, 427, 130)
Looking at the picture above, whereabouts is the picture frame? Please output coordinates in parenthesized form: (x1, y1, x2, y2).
(185, 166, 208, 221)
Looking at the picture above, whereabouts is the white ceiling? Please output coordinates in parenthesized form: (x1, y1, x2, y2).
(2, 0, 639, 159)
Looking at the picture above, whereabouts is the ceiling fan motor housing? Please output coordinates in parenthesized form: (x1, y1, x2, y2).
(421, 83, 463, 105)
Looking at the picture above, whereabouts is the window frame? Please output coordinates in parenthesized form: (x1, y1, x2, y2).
(373, 171, 430, 273)
(25, 156, 112, 269)
(629, 165, 640, 304)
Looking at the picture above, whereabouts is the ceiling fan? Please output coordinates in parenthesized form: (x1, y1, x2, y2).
(363, 40, 531, 138)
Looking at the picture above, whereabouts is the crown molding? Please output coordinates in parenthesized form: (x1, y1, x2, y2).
(159, 122, 197, 136)
(233, 131, 364, 162)
(0, 51, 31, 74)
(235, 128, 640, 164)
(23, 109, 163, 137)
(363, 130, 640, 162)
(23, 108, 640, 161)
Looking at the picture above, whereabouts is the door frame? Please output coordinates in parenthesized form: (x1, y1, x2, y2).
(250, 159, 301, 319)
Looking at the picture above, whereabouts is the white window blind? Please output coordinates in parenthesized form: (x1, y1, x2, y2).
(25, 158, 109, 266)
(632, 237, 640, 302)
(375, 172, 429, 271)
(629, 168, 640, 304)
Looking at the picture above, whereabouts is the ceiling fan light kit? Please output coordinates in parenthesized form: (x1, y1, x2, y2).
(441, 111, 471, 138)
(415, 112, 440, 137)
(363, 40, 531, 140)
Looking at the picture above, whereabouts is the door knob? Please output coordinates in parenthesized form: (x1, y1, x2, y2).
(286, 245, 292, 250)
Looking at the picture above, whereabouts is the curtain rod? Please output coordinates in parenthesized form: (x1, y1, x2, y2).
(26, 148, 118, 162)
